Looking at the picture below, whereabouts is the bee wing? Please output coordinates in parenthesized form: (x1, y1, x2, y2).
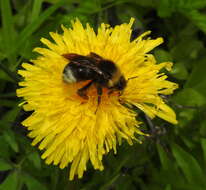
(63, 53, 103, 63)
(89, 52, 103, 61)
(62, 53, 84, 60)
(62, 53, 110, 80)
(73, 60, 106, 75)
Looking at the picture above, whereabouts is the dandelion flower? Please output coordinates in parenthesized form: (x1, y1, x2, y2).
(17, 18, 178, 180)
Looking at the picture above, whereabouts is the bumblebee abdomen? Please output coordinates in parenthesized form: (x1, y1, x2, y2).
(63, 64, 77, 83)
(63, 62, 96, 83)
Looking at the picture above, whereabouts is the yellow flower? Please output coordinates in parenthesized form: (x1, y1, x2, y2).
(17, 18, 178, 180)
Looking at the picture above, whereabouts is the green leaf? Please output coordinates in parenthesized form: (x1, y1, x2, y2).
(0, 92, 16, 98)
(181, 136, 195, 149)
(23, 174, 48, 190)
(0, 100, 18, 107)
(11, 0, 67, 69)
(184, 10, 206, 34)
(3, 129, 19, 153)
(0, 172, 18, 190)
(170, 62, 188, 80)
(176, 0, 206, 10)
(0, 70, 13, 82)
(44, 0, 62, 3)
(178, 110, 195, 125)
(173, 88, 206, 107)
(0, 136, 11, 159)
(154, 49, 173, 63)
(171, 143, 205, 186)
(27, 151, 41, 170)
(156, 0, 173, 18)
(0, 159, 12, 171)
(185, 59, 206, 96)
(173, 87, 205, 126)
(132, 0, 155, 7)
(165, 184, 172, 190)
(2, 106, 21, 123)
(0, 62, 19, 83)
(31, 0, 43, 23)
(200, 120, 206, 137)
(75, 0, 100, 14)
(157, 0, 206, 18)
(171, 38, 203, 61)
(156, 143, 172, 170)
(201, 138, 206, 164)
(0, 0, 16, 63)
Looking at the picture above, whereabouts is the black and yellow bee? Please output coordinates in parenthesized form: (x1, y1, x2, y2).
(62, 52, 126, 105)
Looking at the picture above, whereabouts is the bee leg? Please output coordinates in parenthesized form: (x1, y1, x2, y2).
(77, 81, 93, 99)
(108, 89, 114, 95)
(108, 89, 115, 97)
(95, 84, 102, 114)
(108, 89, 122, 97)
(97, 86, 102, 106)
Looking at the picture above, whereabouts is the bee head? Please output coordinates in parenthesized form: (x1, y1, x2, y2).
(113, 76, 127, 90)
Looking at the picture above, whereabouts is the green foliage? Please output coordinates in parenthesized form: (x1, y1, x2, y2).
(0, 172, 18, 190)
(0, 159, 12, 171)
(0, 0, 16, 64)
(171, 143, 205, 186)
(0, 0, 206, 189)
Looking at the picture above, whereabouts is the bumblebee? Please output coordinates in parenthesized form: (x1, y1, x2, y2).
(62, 52, 126, 105)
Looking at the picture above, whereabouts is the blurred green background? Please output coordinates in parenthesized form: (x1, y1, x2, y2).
(0, 0, 206, 189)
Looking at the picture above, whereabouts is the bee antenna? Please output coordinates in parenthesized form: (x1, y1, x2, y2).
(127, 76, 138, 81)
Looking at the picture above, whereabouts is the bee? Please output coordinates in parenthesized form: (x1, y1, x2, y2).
(62, 52, 126, 106)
